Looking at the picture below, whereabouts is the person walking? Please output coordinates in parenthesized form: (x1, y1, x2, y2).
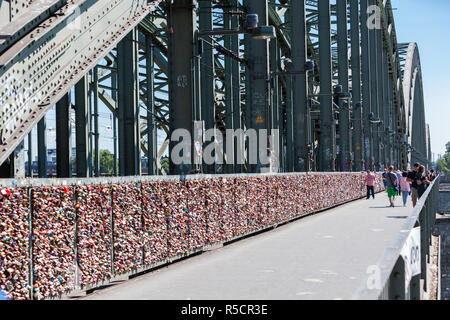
(382, 168, 388, 191)
(396, 170, 403, 197)
(407, 163, 421, 208)
(399, 172, 411, 207)
(383, 166, 399, 208)
(417, 165, 431, 199)
(365, 170, 376, 200)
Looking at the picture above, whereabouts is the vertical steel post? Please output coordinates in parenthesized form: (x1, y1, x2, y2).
(199, 0, 215, 174)
(360, 0, 372, 171)
(388, 256, 406, 300)
(337, 0, 351, 172)
(224, 8, 234, 174)
(75, 76, 90, 178)
(93, 66, 100, 176)
(231, 0, 242, 173)
(368, 0, 379, 170)
(56, 93, 72, 178)
(37, 117, 47, 178)
(112, 61, 118, 176)
(318, 0, 335, 172)
(117, 28, 141, 176)
(291, 0, 309, 172)
(146, 36, 157, 176)
(269, 38, 280, 172)
(350, 0, 363, 172)
(27, 132, 32, 177)
(376, 19, 385, 167)
(168, 0, 197, 175)
(244, 0, 270, 173)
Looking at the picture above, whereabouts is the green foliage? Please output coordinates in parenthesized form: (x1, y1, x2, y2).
(437, 142, 450, 173)
(99, 150, 114, 175)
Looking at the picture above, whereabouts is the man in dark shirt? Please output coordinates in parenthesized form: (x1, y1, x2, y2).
(407, 163, 420, 207)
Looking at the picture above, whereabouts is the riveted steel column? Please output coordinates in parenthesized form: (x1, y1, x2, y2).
(382, 43, 391, 166)
(360, 0, 372, 171)
(224, 7, 234, 174)
(337, 0, 351, 172)
(244, 0, 270, 173)
(350, 0, 362, 172)
(368, 0, 379, 170)
(37, 117, 47, 178)
(168, 0, 197, 175)
(118, 29, 141, 176)
(376, 17, 386, 168)
(146, 36, 157, 176)
(199, 0, 215, 173)
(318, 0, 334, 172)
(270, 38, 280, 172)
(388, 256, 406, 300)
(56, 93, 72, 178)
(75, 76, 90, 178)
(93, 67, 100, 176)
(231, 0, 242, 173)
(291, 0, 308, 172)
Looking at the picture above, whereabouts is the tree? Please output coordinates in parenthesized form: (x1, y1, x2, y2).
(99, 150, 114, 175)
(437, 141, 450, 173)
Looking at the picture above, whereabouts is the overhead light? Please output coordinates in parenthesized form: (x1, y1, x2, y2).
(244, 14, 259, 30)
(251, 26, 276, 40)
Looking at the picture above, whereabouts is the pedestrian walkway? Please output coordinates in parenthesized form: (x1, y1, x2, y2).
(80, 192, 415, 300)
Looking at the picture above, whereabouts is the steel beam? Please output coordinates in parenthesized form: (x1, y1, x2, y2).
(0, 0, 163, 166)
(199, 0, 216, 173)
(291, 0, 309, 172)
(231, 0, 242, 173)
(168, 0, 197, 175)
(318, 0, 335, 172)
(56, 93, 72, 178)
(75, 76, 90, 178)
(337, 0, 351, 172)
(37, 117, 47, 178)
(350, 0, 363, 172)
(244, 0, 270, 173)
(146, 36, 157, 176)
(360, 0, 372, 171)
(117, 29, 141, 176)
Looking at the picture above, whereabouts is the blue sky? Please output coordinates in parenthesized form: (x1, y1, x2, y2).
(391, 0, 450, 158)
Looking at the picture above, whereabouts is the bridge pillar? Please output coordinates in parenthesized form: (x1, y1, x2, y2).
(199, 0, 216, 174)
(244, 0, 270, 173)
(117, 28, 141, 176)
(75, 76, 90, 178)
(337, 0, 351, 172)
(37, 117, 48, 178)
(291, 0, 309, 172)
(56, 93, 73, 178)
(231, 0, 243, 173)
(168, 0, 197, 175)
(318, 0, 335, 172)
(360, 0, 373, 171)
(368, 0, 380, 170)
(145, 36, 157, 176)
(350, 0, 363, 172)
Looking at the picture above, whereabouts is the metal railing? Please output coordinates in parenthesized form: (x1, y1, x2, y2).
(354, 175, 441, 300)
(0, 172, 384, 300)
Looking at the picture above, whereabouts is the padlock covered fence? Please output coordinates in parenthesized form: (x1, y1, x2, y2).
(0, 172, 384, 300)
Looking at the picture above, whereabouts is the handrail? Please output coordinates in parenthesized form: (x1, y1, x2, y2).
(0, 171, 375, 188)
(353, 175, 441, 300)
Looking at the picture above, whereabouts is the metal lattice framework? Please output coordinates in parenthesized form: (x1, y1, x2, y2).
(0, 0, 430, 178)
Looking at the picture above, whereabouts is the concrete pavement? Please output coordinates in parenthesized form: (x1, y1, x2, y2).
(80, 191, 413, 300)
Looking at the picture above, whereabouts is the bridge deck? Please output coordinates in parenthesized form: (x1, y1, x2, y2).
(80, 191, 413, 300)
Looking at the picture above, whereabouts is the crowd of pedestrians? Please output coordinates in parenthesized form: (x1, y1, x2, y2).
(365, 162, 435, 208)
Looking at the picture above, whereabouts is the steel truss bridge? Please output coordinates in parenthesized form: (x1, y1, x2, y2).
(0, 0, 431, 178)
